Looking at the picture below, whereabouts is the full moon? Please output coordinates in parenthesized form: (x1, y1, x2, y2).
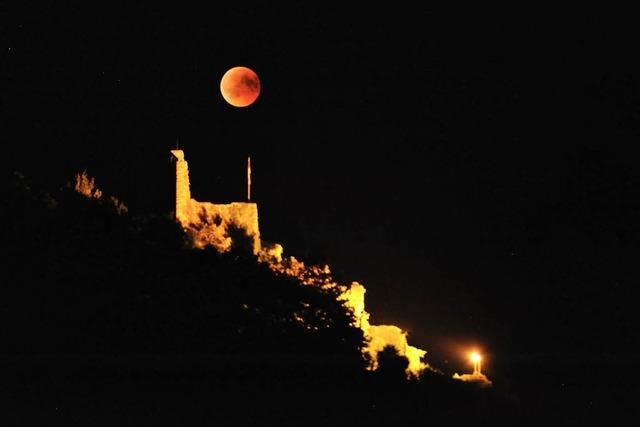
(220, 66, 261, 107)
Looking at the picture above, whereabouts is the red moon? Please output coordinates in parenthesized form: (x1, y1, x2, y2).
(220, 66, 261, 107)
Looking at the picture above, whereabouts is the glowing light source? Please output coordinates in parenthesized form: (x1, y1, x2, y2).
(470, 351, 482, 374)
(453, 350, 492, 386)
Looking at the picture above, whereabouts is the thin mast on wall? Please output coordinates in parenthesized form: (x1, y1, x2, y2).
(247, 156, 251, 201)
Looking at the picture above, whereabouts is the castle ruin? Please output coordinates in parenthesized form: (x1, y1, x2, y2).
(171, 150, 261, 254)
(170, 149, 432, 377)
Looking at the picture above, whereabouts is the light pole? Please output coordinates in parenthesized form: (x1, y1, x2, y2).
(470, 352, 482, 375)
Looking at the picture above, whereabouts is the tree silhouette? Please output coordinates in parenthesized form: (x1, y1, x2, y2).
(376, 345, 410, 381)
(1, 171, 365, 364)
(1, 172, 523, 425)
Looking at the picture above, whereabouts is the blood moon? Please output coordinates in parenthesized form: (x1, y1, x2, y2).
(220, 66, 261, 107)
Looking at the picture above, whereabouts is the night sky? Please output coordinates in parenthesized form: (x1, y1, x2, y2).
(6, 4, 639, 372)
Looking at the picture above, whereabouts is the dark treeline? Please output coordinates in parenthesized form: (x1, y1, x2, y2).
(1, 172, 525, 425)
(2, 172, 364, 359)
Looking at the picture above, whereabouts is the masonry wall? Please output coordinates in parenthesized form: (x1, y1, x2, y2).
(171, 150, 261, 254)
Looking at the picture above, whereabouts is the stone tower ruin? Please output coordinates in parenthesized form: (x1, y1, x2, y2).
(171, 149, 261, 254)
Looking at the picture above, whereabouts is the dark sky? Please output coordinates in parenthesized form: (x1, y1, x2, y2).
(6, 4, 639, 369)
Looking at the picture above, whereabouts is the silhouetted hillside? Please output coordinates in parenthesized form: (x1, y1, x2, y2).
(0, 172, 525, 425)
(2, 171, 365, 362)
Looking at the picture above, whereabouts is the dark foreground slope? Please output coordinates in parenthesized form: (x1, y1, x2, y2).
(1, 172, 362, 359)
(1, 173, 525, 425)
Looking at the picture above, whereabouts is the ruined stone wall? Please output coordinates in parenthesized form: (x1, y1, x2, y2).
(171, 150, 261, 254)
(171, 150, 192, 224)
(189, 200, 261, 253)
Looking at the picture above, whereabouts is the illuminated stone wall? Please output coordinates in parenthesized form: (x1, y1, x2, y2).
(171, 150, 261, 254)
